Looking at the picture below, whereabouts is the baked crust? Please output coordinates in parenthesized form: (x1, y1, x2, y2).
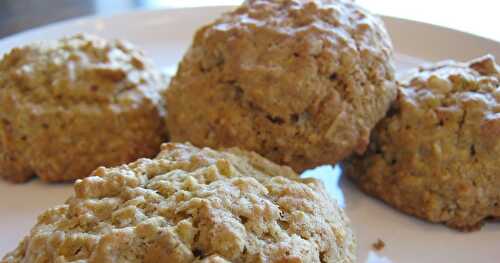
(165, 0, 396, 172)
(2, 143, 356, 263)
(0, 34, 167, 182)
(344, 55, 500, 230)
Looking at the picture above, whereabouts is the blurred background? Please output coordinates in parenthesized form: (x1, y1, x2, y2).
(1, 0, 499, 41)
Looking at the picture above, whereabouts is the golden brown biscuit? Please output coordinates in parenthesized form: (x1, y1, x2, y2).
(344, 55, 500, 231)
(165, 0, 397, 172)
(2, 143, 356, 263)
(0, 34, 167, 182)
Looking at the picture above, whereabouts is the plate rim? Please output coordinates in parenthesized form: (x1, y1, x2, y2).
(0, 5, 499, 47)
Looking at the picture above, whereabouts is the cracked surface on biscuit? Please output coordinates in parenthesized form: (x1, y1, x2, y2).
(0, 34, 167, 182)
(2, 143, 355, 263)
(344, 55, 500, 230)
(166, 0, 396, 172)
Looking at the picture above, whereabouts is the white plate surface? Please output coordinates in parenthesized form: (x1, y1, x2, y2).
(0, 6, 499, 263)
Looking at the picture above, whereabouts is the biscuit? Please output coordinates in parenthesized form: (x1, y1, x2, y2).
(0, 34, 167, 182)
(165, 0, 397, 172)
(343, 55, 500, 230)
(2, 143, 356, 263)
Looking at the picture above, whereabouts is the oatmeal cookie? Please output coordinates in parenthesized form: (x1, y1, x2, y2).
(2, 143, 356, 263)
(344, 55, 500, 230)
(165, 0, 397, 172)
(0, 34, 167, 182)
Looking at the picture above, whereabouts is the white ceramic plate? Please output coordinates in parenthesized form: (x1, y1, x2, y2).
(1, 6, 499, 263)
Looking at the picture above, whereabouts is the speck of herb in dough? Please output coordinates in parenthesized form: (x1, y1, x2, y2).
(372, 238, 385, 251)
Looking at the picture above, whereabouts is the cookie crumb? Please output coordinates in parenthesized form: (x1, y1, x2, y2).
(372, 239, 385, 251)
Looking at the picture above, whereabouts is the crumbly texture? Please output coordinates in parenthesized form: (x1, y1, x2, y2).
(344, 55, 500, 231)
(165, 0, 396, 172)
(2, 143, 356, 263)
(0, 34, 167, 182)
